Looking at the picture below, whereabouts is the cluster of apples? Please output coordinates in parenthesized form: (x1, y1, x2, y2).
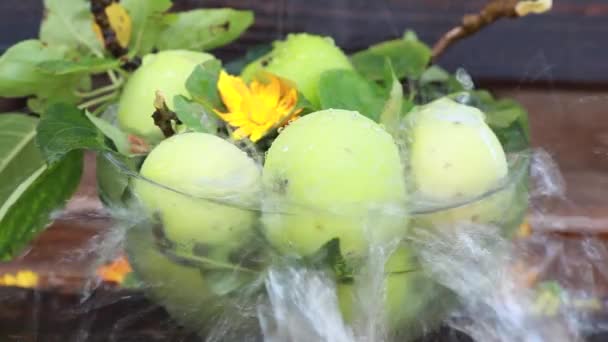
(118, 34, 513, 337)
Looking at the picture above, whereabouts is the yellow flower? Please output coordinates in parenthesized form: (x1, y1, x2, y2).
(92, 2, 132, 48)
(215, 71, 302, 142)
(0, 270, 39, 288)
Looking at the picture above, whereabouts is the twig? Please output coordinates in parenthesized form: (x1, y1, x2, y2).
(152, 91, 181, 138)
(431, 0, 519, 62)
(74, 78, 123, 98)
(77, 92, 118, 110)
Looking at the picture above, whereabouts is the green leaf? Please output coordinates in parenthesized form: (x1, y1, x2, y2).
(462, 90, 530, 152)
(173, 95, 219, 134)
(37, 57, 120, 75)
(36, 103, 112, 164)
(97, 153, 140, 207)
(0, 150, 83, 260)
(379, 60, 405, 137)
(123, 0, 173, 56)
(186, 59, 223, 110)
(206, 269, 253, 296)
(40, 0, 103, 56)
(120, 272, 143, 289)
(225, 44, 272, 75)
(351, 30, 431, 81)
(468, 90, 530, 137)
(294, 90, 317, 113)
(0, 40, 84, 100)
(318, 69, 387, 121)
(85, 111, 130, 156)
(419, 65, 451, 85)
(415, 67, 465, 104)
(308, 238, 354, 281)
(494, 124, 529, 153)
(0, 114, 45, 208)
(156, 9, 254, 52)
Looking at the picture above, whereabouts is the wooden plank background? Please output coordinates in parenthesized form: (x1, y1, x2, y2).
(0, 0, 607, 85)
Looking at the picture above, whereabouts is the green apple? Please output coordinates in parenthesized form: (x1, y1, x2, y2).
(262, 109, 407, 258)
(134, 132, 261, 262)
(336, 246, 448, 340)
(409, 97, 508, 201)
(125, 223, 218, 330)
(118, 50, 214, 142)
(407, 98, 514, 228)
(241, 33, 353, 108)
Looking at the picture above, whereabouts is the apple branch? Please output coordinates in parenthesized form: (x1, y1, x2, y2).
(431, 0, 551, 62)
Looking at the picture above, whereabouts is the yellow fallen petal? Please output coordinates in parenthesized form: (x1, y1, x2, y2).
(3, 274, 17, 287)
(97, 256, 133, 284)
(15, 271, 39, 288)
(516, 220, 532, 238)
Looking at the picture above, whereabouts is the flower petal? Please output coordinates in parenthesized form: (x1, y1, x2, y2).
(217, 71, 250, 114)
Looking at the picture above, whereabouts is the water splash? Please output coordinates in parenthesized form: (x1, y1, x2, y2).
(412, 223, 581, 342)
(259, 266, 355, 342)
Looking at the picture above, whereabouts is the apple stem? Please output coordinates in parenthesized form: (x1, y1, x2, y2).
(152, 91, 181, 138)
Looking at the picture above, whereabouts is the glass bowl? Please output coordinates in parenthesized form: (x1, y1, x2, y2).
(96, 148, 530, 341)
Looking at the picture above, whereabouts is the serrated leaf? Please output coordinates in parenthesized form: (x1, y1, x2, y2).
(380, 60, 404, 137)
(173, 95, 218, 133)
(351, 30, 431, 81)
(36, 103, 112, 164)
(122, 0, 172, 56)
(40, 0, 103, 57)
(186, 59, 223, 110)
(318, 69, 387, 121)
(38, 57, 120, 75)
(0, 114, 45, 207)
(0, 40, 85, 101)
(0, 150, 83, 260)
(156, 9, 254, 52)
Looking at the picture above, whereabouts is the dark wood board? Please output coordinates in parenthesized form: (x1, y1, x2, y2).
(0, 0, 607, 85)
